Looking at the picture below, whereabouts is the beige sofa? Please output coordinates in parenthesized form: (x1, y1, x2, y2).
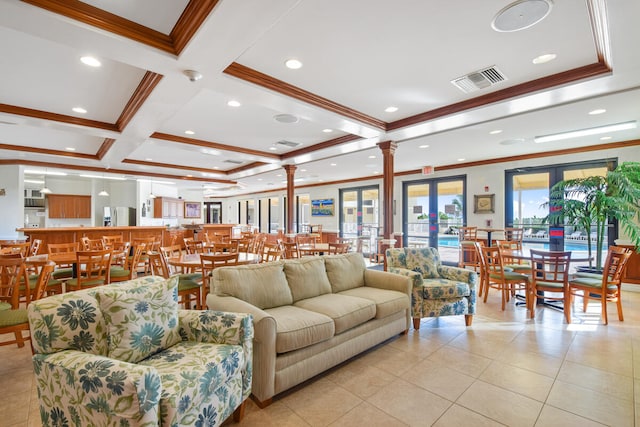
(206, 252, 411, 407)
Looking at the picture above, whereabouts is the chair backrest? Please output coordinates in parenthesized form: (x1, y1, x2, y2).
(601, 248, 633, 288)
(459, 240, 482, 271)
(31, 261, 56, 302)
(76, 250, 112, 285)
(479, 245, 506, 280)
(47, 242, 79, 254)
(328, 242, 350, 254)
(458, 226, 478, 241)
(211, 240, 239, 254)
(503, 227, 524, 243)
(102, 235, 123, 249)
(529, 250, 571, 288)
(0, 242, 31, 257)
(148, 251, 170, 278)
(237, 237, 252, 253)
(184, 239, 204, 254)
(201, 252, 239, 277)
(30, 239, 42, 256)
(80, 236, 105, 250)
(282, 241, 299, 259)
(0, 256, 28, 309)
(261, 242, 283, 262)
(160, 244, 183, 259)
(296, 234, 315, 247)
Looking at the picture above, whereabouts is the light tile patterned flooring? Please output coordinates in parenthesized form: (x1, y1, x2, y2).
(4, 286, 640, 426)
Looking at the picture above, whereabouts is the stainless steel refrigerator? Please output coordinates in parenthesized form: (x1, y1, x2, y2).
(111, 207, 136, 226)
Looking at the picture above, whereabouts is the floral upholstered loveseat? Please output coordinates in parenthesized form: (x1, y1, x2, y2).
(386, 247, 477, 329)
(27, 275, 253, 427)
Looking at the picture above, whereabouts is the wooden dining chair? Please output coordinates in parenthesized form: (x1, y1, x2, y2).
(160, 245, 185, 274)
(328, 242, 350, 254)
(149, 251, 202, 309)
(184, 239, 205, 254)
(200, 252, 239, 304)
(296, 235, 316, 257)
(110, 243, 146, 283)
(29, 239, 42, 256)
(47, 242, 79, 280)
(65, 249, 112, 291)
(529, 250, 572, 323)
(102, 235, 123, 249)
(480, 245, 529, 310)
(0, 258, 54, 350)
(569, 248, 632, 324)
(0, 242, 31, 257)
(496, 240, 531, 273)
(0, 256, 29, 310)
(261, 242, 283, 262)
(282, 242, 299, 259)
(458, 226, 478, 242)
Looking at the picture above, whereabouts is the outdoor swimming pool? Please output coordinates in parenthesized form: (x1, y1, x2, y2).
(435, 235, 594, 252)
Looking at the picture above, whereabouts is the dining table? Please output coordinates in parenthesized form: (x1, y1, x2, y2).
(297, 243, 330, 256)
(167, 252, 260, 269)
(477, 228, 504, 246)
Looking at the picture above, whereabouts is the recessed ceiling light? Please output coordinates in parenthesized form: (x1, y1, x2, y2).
(275, 174, 282, 178)
(24, 179, 45, 185)
(330, 163, 337, 166)
(72, 107, 87, 114)
(322, 129, 333, 133)
(213, 166, 220, 169)
(532, 53, 557, 64)
(80, 56, 101, 67)
(269, 146, 277, 151)
(285, 59, 303, 69)
(145, 158, 152, 161)
(373, 171, 380, 175)
(300, 169, 307, 172)
(385, 106, 398, 113)
(186, 174, 193, 177)
(227, 100, 241, 107)
(499, 138, 525, 145)
(600, 136, 612, 140)
(588, 109, 606, 115)
(185, 130, 195, 135)
(65, 147, 76, 151)
(368, 155, 376, 159)
(489, 129, 503, 135)
(419, 144, 429, 149)
(457, 158, 466, 162)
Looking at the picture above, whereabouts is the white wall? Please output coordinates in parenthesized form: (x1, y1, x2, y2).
(0, 165, 24, 239)
(219, 145, 640, 238)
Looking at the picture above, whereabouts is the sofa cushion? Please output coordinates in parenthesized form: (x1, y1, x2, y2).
(294, 294, 376, 334)
(284, 257, 332, 302)
(420, 278, 471, 299)
(406, 247, 441, 279)
(95, 276, 181, 363)
(264, 305, 334, 353)
(338, 287, 409, 320)
(324, 252, 366, 293)
(213, 261, 292, 309)
(139, 341, 244, 427)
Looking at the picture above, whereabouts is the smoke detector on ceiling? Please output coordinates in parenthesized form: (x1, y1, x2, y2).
(451, 66, 507, 93)
(492, 0, 553, 32)
(273, 114, 299, 124)
(183, 69, 203, 82)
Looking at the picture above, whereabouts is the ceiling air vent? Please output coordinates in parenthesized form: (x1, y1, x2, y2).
(451, 66, 507, 94)
(223, 159, 243, 165)
(276, 140, 302, 148)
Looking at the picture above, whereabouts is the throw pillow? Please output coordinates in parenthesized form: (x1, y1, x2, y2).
(95, 276, 181, 363)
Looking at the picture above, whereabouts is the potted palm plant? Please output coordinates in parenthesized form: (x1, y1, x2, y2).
(544, 162, 640, 271)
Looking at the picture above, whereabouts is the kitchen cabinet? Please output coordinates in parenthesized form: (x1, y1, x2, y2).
(153, 197, 184, 219)
(47, 194, 91, 218)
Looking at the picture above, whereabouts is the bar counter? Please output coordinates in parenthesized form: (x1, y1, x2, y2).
(16, 224, 235, 254)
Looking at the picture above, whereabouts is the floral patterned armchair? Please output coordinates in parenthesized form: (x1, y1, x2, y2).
(386, 247, 477, 329)
(28, 275, 253, 427)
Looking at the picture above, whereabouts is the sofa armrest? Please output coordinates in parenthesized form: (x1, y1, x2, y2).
(438, 265, 478, 289)
(386, 266, 424, 291)
(206, 295, 278, 403)
(33, 350, 161, 425)
(179, 309, 254, 400)
(364, 269, 412, 296)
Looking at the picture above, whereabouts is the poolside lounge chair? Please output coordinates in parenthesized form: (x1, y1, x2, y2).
(534, 230, 547, 238)
(568, 231, 584, 240)
(524, 228, 533, 238)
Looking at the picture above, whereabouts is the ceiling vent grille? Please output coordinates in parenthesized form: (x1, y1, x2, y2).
(223, 159, 243, 165)
(276, 140, 302, 148)
(451, 66, 507, 93)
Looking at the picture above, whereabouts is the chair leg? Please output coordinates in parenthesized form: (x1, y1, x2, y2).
(464, 314, 472, 326)
(412, 317, 421, 330)
(602, 294, 608, 325)
(563, 290, 571, 324)
(233, 401, 246, 422)
(616, 295, 624, 321)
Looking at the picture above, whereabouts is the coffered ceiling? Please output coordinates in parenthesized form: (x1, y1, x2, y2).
(1, 0, 639, 196)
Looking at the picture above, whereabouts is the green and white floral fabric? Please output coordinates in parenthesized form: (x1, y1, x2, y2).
(387, 247, 477, 321)
(28, 276, 253, 427)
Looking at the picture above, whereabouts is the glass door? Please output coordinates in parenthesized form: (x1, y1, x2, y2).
(403, 176, 465, 265)
(339, 185, 379, 254)
(203, 201, 221, 224)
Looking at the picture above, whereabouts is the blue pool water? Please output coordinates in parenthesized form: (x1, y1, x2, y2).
(436, 235, 592, 252)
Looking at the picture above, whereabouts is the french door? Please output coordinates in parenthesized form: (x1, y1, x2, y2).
(339, 186, 379, 252)
(403, 176, 466, 265)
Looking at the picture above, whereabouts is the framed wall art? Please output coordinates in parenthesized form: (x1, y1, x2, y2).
(184, 201, 202, 218)
(474, 194, 495, 214)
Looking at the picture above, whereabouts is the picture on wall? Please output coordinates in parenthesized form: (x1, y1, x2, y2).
(311, 198, 334, 216)
(184, 202, 202, 218)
